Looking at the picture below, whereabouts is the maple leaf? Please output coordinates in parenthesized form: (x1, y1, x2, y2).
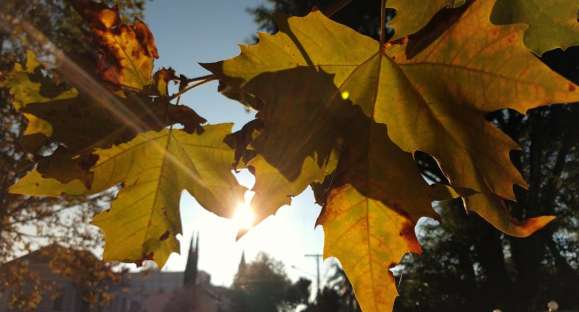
(73, 0, 159, 89)
(219, 65, 444, 308)
(313, 109, 441, 312)
(319, 185, 420, 312)
(0, 51, 77, 151)
(21, 92, 175, 155)
(205, 3, 578, 310)
(207, 1, 578, 238)
(491, 0, 579, 55)
(217, 68, 353, 231)
(2, 52, 205, 185)
(388, 0, 578, 55)
(387, 0, 465, 40)
(0, 51, 78, 111)
(10, 124, 245, 266)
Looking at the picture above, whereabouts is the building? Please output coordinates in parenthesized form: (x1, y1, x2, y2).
(0, 245, 109, 311)
(0, 234, 234, 312)
(109, 233, 233, 312)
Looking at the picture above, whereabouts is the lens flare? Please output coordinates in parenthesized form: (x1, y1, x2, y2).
(233, 199, 255, 230)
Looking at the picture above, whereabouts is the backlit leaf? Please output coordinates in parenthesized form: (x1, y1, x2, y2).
(219, 68, 342, 229)
(387, 0, 465, 40)
(315, 115, 438, 312)
(11, 124, 245, 266)
(207, 2, 576, 238)
(0, 51, 78, 111)
(491, 0, 579, 55)
(318, 184, 421, 312)
(3, 53, 205, 185)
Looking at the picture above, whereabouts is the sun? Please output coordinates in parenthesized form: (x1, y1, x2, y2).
(233, 194, 255, 230)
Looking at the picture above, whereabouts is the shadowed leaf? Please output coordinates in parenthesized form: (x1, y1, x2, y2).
(74, 0, 159, 89)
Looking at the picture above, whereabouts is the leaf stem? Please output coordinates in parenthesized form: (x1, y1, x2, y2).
(379, 0, 387, 52)
(169, 75, 216, 101)
(187, 74, 215, 83)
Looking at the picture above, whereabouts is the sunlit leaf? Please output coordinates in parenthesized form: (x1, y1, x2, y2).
(11, 124, 245, 266)
(3, 53, 205, 184)
(491, 0, 579, 55)
(387, 0, 465, 40)
(207, 2, 575, 238)
(319, 184, 421, 312)
(0, 51, 78, 111)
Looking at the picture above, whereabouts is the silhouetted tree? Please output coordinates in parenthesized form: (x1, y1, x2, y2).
(304, 262, 360, 312)
(231, 252, 310, 312)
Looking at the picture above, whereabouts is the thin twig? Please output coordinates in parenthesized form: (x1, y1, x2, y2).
(380, 0, 387, 51)
(322, 0, 352, 17)
(186, 74, 215, 83)
(168, 76, 216, 101)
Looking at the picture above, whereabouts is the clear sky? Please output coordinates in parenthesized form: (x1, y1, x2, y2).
(144, 0, 330, 288)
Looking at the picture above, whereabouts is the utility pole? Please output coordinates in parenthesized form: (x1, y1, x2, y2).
(305, 253, 323, 298)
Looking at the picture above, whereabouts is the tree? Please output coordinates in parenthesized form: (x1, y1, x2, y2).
(232, 252, 309, 312)
(303, 263, 360, 312)
(4, 1, 579, 312)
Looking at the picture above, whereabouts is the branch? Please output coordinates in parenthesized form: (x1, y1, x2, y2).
(168, 75, 216, 101)
(322, 0, 352, 17)
(379, 0, 387, 51)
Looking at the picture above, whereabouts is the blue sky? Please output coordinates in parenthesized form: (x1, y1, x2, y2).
(144, 0, 330, 287)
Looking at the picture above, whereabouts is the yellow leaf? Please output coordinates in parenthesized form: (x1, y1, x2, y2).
(318, 184, 421, 312)
(9, 169, 88, 196)
(0, 51, 77, 111)
(2, 52, 205, 185)
(491, 0, 579, 55)
(387, 0, 465, 40)
(248, 153, 336, 227)
(11, 125, 245, 266)
(315, 117, 437, 312)
(206, 1, 575, 237)
(224, 66, 437, 309)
